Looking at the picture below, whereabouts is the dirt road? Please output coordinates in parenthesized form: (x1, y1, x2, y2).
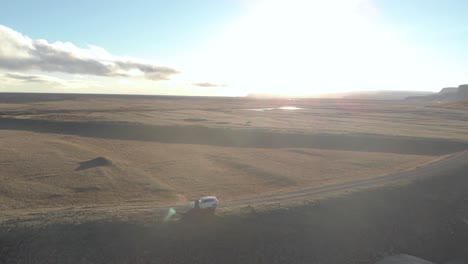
(224, 150, 468, 207)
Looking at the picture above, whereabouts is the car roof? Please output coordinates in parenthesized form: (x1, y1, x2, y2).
(200, 196, 217, 201)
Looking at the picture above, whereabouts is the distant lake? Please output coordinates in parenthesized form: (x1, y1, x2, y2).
(245, 106, 304, 111)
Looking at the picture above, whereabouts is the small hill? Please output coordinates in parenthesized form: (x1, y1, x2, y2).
(76, 157, 113, 171)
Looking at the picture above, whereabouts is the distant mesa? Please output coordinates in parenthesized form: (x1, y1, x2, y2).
(439, 87, 458, 94)
(375, 254, 435, 264)
(459, 84, 468, 97)
(248, 86, 468, 102)
(75, 157, 112, 171)
(341, 90, 434, 100)
(247, 91, 435, 100)
(406, 84, 468, 103)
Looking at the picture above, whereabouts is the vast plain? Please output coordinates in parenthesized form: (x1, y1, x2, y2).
(1, 94, 468, 263)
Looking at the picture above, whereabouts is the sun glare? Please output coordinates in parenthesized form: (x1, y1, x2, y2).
(178, 0, 436, 96)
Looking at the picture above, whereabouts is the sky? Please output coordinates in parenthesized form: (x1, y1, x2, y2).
(0, 0, 467, 96)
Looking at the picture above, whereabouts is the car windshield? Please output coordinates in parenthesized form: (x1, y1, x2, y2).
(1, 1, 467, 264)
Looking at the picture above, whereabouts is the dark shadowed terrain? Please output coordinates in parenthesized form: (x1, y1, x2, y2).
(1, 150, 467, 264)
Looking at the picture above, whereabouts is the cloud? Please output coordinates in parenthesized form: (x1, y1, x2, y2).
(0, 25, 178, 81)
(2, 72, 70, 86)
(0, 72, 102, 89)
(5, 72, 53, 83)
(193, 82, 227, 87)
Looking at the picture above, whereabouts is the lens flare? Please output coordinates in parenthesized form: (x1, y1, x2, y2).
(164, 207, 177, 222)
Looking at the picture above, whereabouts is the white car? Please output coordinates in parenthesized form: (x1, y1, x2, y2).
(191, 196, 219, 210)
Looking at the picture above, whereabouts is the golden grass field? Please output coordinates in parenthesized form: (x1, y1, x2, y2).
(0, 95, 467, 212)
(1, 94, 468, 263)
(0, 129, 436, 211)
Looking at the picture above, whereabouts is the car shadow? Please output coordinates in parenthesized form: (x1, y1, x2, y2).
(179, 208, 216, 223)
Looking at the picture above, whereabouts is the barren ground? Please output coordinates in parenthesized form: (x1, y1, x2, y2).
(432, 98, 468, 110)
(1, 95, 467, 211)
